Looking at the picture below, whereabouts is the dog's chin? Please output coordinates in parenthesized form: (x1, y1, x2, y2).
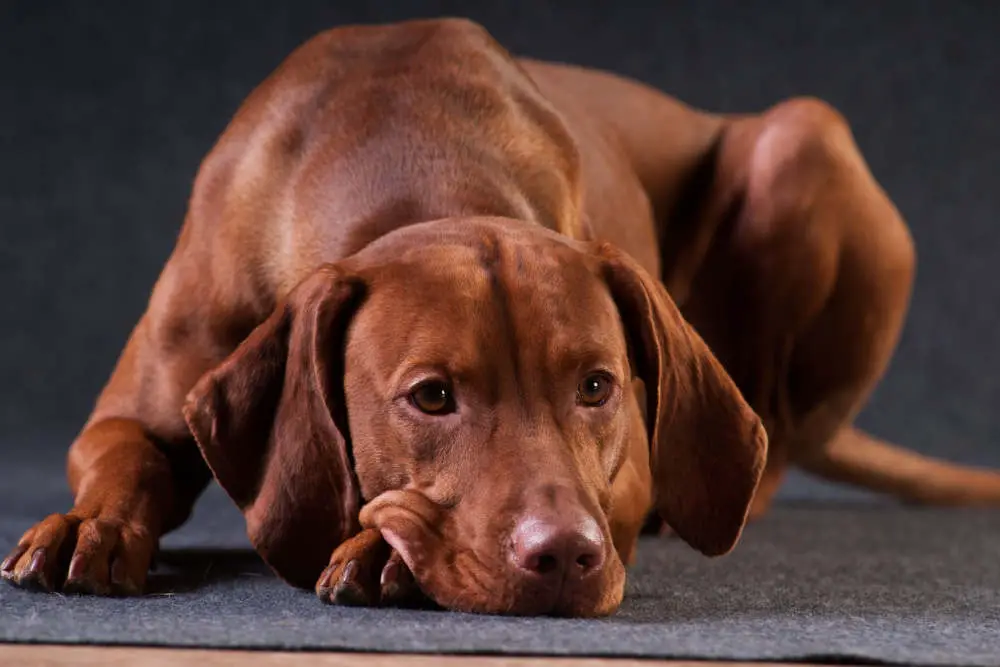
(423, 563, 626, 617)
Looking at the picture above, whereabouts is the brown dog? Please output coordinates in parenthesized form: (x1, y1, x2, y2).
(4, 18, 1000, 617)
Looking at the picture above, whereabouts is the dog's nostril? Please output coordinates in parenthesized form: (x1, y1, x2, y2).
(576, 552, 597, 571)
(534, 554, 559, 575)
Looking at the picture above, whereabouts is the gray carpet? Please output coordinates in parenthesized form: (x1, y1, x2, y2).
(2, 452, 999, 666)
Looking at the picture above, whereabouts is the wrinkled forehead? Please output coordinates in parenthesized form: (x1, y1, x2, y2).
(349, 239, 628, 372)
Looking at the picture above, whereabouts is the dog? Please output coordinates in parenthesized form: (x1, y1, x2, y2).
(4, 18, 1000, 617)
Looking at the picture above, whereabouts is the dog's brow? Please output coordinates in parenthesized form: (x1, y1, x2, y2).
(550, 345, 623, 377)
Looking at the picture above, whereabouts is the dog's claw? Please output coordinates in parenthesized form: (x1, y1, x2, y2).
(66, 553, 86, 581)
(63, 553, 99, 595)
(1, 544, 28, 576)
(17, 548, 52, 591)
(380, 554, 403, 597)
(380, 550, 419, 606)
(330, 560, 373, 606)
(315, 563, 338, 603)
(28, 548, 46, 574)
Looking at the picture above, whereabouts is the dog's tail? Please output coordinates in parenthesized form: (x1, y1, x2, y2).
(798, 426, 1000, 505)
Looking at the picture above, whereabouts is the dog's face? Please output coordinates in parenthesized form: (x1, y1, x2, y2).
(185, 218, 767, 617)
(343, 230, 635, 615)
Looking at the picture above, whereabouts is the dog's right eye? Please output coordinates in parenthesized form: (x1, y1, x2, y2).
(409, 381, 456, 415)
(577, 372, 615, 407)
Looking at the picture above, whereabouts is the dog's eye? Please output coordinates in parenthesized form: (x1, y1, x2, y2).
(409, 381, 456, 415)
(578, 372, 614, 407)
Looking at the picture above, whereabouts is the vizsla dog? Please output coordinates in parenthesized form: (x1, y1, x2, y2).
(5, 18, 1000, 617)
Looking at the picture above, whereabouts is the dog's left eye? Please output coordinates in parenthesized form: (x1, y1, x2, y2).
(409, 380, 456, 415)
(577, 372, 614, 407)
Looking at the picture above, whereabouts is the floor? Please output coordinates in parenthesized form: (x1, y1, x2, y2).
(0, 645, 832, 667)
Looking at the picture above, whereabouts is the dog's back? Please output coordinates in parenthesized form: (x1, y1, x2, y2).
(179, 19, 584, 304)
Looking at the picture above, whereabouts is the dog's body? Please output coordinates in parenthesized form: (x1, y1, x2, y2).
(5, 18, 1000, 616)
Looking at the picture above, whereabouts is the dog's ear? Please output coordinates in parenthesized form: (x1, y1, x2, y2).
(594, 243, 767, 556)
(183, 265, 365, 588)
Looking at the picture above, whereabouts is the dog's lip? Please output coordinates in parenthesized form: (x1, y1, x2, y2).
(379, 527, 417, 574)
(359, 489, 441, 528)
(360, 489, 442, 574)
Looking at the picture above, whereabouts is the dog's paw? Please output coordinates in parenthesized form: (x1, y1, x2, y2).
(315, 528, 422, 608)
(1, 513, 155, 596)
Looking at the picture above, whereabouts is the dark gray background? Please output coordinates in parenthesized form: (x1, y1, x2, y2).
(2, 1, 998, 498)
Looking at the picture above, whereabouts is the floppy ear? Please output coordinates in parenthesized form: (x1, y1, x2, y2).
(594, 243, 767, 556)
(182, 265, 365, 588)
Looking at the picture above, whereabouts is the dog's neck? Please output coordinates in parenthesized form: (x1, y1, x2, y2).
(319, 141, 585, 259)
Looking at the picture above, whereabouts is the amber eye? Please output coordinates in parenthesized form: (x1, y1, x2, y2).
(409, 380, 456, 415)
(578, 372, 614, 407)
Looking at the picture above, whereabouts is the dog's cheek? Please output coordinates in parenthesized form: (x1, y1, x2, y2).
(601, 554, 628, 614)
(343, 366, 411, 499)
(349, 419, 412, 501)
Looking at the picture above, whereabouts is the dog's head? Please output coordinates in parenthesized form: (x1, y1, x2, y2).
(183, 217, 766, 617)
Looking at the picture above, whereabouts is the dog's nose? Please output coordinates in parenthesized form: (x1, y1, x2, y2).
(510, 514, 606, 580)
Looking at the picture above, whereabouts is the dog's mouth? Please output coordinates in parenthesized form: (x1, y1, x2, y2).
(359, 489, 513, 612)
(359, 489, 441, 575)
(359, 490, 625, 617)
